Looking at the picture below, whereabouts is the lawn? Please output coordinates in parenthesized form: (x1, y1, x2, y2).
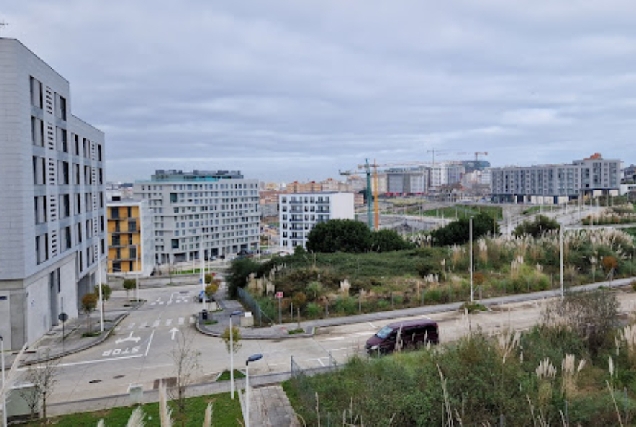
(419, 204, 503, 220)
(29, 393, 242, 427)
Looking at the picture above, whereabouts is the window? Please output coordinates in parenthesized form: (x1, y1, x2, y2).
(171, 239, 179, 249)
(111, 207, 119, 219)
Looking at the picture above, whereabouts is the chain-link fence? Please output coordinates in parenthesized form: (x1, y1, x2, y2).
(237, 287, 275, 327)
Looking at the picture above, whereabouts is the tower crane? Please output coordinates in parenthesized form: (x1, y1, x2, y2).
(340, 160, 433, 230)
(474, 152, 488, 162)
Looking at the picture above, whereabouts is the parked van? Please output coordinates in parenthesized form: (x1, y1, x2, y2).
(365, 319, 439, 355)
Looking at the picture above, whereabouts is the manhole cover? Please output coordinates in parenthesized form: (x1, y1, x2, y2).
(113, 375, 125, 379)
(89, 379, 102, 384)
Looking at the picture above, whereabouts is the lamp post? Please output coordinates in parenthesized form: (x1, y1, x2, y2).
(97, 239, 104, 333)
(560, 224, 564, 299)
(469, 216, 474, 303)
(1, 335, 6, 427)
(134, 244, 140, 302)
(245, 353, 263, 427)
(229, 310, 243, 399)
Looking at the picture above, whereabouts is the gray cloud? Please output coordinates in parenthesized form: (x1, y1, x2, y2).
(4, 0, 636, 182)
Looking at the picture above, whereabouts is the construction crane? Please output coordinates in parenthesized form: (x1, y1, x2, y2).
(341, 159, 433, 230)
(474, 151, 488, 161)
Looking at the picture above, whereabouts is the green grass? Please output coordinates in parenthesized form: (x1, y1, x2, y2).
(29, 393, 242, 426)
(81, 331, 101, 338)
(217, 369, 246, 381)
(419, 204, 503, 220)
(287, 328, 305, 334)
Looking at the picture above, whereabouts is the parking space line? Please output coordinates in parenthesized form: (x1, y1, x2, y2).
(178, 317, 184, 325)
(166, 319, 173, 326)
(152, 320, 160, 328)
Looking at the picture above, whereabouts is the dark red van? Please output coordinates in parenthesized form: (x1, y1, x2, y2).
(365, 319, 439, 355)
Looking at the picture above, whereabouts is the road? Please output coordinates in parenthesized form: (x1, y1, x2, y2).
(26, 282, 636, 407)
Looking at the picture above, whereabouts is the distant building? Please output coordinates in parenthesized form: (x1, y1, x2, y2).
(279, 192, 355, 249)
(107, 199, 155, 276)
(0, 38, 105, 350)
(133, 170, 260, 264)
(386, 168, 430, 195)
(490, 153, 622, 204)
(430, 162, 465, 189)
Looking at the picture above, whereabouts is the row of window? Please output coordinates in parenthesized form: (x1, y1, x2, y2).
(31, 116, 103, 160)
(34, 193, 105, 225)
(33, 156, 103, 186)
(30, 76, 66, 120)
(281, 196, 331, 203)
(140, 182, 257, 191)
(35, 227, 104, 265)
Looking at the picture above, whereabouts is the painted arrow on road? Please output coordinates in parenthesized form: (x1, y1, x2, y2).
(170, 327, 179, 340)
(116, 331, 141, 345)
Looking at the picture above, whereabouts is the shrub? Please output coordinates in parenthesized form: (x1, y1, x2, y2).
(122, 279, 136, 297)
(306, 302, 321, 319)
(292, 292, 307, 310)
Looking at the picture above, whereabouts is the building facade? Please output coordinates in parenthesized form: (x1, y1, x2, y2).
(0, 38, 106, 350)
(490, 154, 622, 203)
(279, 192, 355, 249)
(133, 170, 260, 264)
(107, 199, 155, 276)
(386, 168, 430, 195)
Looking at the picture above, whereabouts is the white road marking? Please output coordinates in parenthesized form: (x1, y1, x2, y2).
(114, 326, 121, 332)
(166, 319, 173, 326)
(189, 317, 195, 324)
(115, 332, 141, 345)
(368, 322, 376, 328)
(151, 302, 156, 306)
(170, 327, 179, 340)
(178, 317, 184, 325)
(140, 321, 148, 328)
(145, 330, 155, 357)
(127, 323, 135, 330)
(152, 320, 160, 328)
(159, 302, 164, 305)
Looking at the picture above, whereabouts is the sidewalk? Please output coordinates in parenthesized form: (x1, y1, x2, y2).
(197, 276, 636, 341)
(5, 295, 143, 367)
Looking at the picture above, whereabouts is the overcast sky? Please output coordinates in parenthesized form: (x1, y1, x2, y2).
(3, 1, 636, 183)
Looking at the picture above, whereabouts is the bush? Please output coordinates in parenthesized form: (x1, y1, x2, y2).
(306, 302, 321, 319)
(122, 279, 136, 297)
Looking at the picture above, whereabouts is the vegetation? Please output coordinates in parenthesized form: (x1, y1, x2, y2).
(431, 212, 499, 246)
(81, 293, 98, 332)
(285, 290, 634, 426)
(513, 214, 560, 238)
(123, 278, 137, 298)
(415, 204, 503, 220)
(26, 393, 242, 426)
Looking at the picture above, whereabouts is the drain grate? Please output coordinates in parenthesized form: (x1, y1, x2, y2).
(113, 375, 125, 379)
(89, 379, 102, 384)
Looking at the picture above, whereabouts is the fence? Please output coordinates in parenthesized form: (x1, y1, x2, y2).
(290, 354, 340, 426)
(237, 287, 275, 327)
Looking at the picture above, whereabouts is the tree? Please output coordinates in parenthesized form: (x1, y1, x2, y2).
(19, 350, 58, 423)
(205, 282, 219, 300)
(94, 283, 112, 317)
(306, 219, 371, 253)
(81, 293, 98, 333)
(221, 325, 242, 355)
(226, 257, 260, 298)
(123, 278, 136, 299)
(513, 214, 560, 238)
(431, 213, 498, 246)
(169, 331, 201, 426)
(370, 229, 414, 252)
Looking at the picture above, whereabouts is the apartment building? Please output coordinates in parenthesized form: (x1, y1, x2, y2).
(133, 170, 260, 264)
(0, 38, 105, 350)
(279, 192, 355, 249)
(107, 199, 155, 276)
(386, 167, 430, 195)
(430, 162, 465, 189)
(490, 154, 622, 203)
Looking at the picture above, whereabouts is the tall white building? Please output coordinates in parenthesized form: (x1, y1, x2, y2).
(279, 192, 355, 249)
(0, 38, 106, 350)
(490, 154, 622, 203)
(133, 170, 260, 264)
(430, 162, 465, 188)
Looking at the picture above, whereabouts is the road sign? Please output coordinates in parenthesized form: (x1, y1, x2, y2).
(276, 291, 283, 299)
(58, 312, 68, 322)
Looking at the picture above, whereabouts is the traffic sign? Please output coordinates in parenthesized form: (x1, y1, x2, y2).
(275, 291, 283, 299)
(58, 312, 68, 322)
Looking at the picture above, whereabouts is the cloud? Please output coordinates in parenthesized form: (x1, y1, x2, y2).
(3, 0, 636, 182)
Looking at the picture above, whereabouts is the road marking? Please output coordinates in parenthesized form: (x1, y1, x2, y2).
(178, 317, 184, 325)
(368, 322, 376, 328)
(189, 317, 195, 324)
(114, 326, 121, 332)
(140, 321, 148, 328)
(152, 320, 160, 328)
(166, 319, 173, 327)
(115, 332, 141, 345)
(159, 301, 164, 305)
(145, 330, 155, 357)
(324, 337, 344, 341)
(151, 302, 156, 306)
(170, 327, 179, 340)
(127, 323, 135, 330)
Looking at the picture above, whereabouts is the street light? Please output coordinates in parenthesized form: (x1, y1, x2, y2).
(229, 310, 243, 399)
(1, 335, 6, 427)
(469, 216, 474, 303)
(560, 224, 564, 299)
(245, 353, 263, 427)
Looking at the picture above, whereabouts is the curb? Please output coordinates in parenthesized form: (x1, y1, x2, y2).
(195, 318, 315, 340)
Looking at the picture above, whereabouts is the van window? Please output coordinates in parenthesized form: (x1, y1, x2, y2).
(376, 326, 393, 339)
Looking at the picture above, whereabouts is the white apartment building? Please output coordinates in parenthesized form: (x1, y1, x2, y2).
(430, 162, 465, 189)
(0, 38, 106, 350)
(490, 154, 622, 204)
(133, 170, 260, 264)
(279, 192, 355, 249)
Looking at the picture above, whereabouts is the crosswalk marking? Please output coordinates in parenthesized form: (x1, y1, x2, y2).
(166, 319, 173, 326)
(189, 317, 195, 324)
(127, 323, 135, 330)
(152, 320, 160, 328)
(178, 317, 184, 325)
(150, 302, 156, 306)
(140, 321, 148, 328)
(159, 301, 164, 305)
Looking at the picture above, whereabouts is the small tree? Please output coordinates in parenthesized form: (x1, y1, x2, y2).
(221, 325, 242, 355)
(94, 283, 112, 317)
(19, 350, 58, 422)
(205, 282, 219, 300)
(81, 293, 98, 333)
(123, 278, 136, 299)
(169, 331, 201, 427)
(602, 255, 618, 274)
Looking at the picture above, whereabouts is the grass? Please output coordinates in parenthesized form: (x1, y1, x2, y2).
(287, 328, 305, 334)
(419, 204, 503, 220)
(27, 392, 242, 426)
(217, 369, 246, 381)
(81, 331, 101, 338)
(203, 319, 218, 325)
